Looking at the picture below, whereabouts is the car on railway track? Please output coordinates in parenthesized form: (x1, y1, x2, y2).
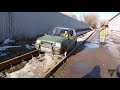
(35, 27, 77, 56)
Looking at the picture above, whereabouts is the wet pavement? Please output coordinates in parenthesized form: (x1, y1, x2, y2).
(53, 30, 119, 78)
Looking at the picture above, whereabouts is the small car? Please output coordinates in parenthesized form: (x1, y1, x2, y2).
(35, 27, 77, 55)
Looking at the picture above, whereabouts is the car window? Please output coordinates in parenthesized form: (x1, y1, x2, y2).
(61, 29, 68, 33)
(54, 28, 61, 35)
(47, 28, 61, 36)
(69, 30, 74, 36)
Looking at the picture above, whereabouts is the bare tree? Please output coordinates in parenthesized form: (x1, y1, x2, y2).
(83, 13, 99, 29)
(79, 15, 83, 21)
(100, 19, 109, 27)
(79, 13, 85, 21)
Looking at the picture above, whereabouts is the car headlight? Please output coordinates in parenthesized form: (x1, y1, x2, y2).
(36, 40, 41, 44)
(55, 43, 61, 47)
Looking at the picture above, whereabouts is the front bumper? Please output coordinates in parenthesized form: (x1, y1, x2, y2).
(35, 43, 61, 54)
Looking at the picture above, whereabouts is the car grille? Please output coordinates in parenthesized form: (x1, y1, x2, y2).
(41, 42, 52, 48)
(41, 42, 52, 52)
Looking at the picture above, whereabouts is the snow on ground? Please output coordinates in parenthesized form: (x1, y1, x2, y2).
(32, 44, 35, 46)
(106, 30, 120, 60)
(0, 46, 21, 51)
(77, 38, 84, 42)
(0, 39, 21, 52)
(0, 52, 9, 57)
(77, 30, 95, 42)
(25, 44, 35, 50)
(3, 38, 15, 45)
(6, 54, 58, 78)
(0, 52, 7, 57)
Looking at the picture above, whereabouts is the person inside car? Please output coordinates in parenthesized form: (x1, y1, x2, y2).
(62, 30, 69, 38)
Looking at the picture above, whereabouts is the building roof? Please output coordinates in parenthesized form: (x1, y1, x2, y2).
(109, 12, 120, 21)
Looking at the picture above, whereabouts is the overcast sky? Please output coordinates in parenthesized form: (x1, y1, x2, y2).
(73, 12, 119, 20)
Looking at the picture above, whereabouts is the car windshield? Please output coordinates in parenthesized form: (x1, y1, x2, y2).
(47, 28, 67, 36)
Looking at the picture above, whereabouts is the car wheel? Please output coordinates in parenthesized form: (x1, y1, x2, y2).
(62, 47, 67, 57)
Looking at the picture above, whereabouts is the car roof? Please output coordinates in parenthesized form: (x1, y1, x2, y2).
(54, 27, 75, 30)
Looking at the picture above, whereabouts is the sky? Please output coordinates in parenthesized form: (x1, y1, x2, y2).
(73, 12, 119, 20)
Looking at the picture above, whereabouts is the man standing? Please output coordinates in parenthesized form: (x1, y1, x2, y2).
(99, 25, 109, 46)
(105, 25, 109, 38)
(99, 26, 106, 46)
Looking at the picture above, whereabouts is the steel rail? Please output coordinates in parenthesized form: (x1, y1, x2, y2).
(0, 50, 40, 71)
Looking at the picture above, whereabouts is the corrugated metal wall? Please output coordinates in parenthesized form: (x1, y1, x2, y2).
(0, 12, 10, 41)
(0, 12, 89, 41)
(109, 14, 120, 31)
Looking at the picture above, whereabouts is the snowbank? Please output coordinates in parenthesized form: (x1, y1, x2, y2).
(0, 53, 7, 57)
(25, 44, 35, 50)
(77, 38, 84, 42)
(6, 54, 58, 78)
(0, 46, 21, 51)
(3, 38, 15, 44)
(32, 44, 35, 46)
(77, 30, 95, 42)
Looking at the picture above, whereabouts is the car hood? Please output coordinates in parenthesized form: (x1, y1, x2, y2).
(37, 35, 67, 43)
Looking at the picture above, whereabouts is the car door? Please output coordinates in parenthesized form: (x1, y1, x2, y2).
(61, 29, 71, 52)
(69, 30, 76, 46)
(73, 29, 77, 43)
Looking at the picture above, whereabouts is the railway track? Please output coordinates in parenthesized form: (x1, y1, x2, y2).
(0, 50, 40, 71)
(0, 30, 96, 78)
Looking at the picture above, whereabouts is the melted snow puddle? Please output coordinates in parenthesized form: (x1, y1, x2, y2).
(85, 43, 99, 48)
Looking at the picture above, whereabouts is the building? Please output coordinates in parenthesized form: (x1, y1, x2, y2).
(0, 12, 89, 41)
(109, 12, 120, 31)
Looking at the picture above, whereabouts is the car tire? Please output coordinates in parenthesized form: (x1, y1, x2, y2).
(62, 47, 67, 57)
